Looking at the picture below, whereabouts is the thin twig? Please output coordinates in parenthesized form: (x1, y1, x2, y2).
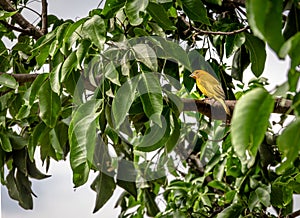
(193, 25, 249, 36)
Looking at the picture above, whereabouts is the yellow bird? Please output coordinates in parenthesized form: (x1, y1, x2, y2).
(190, 70, 230, 115)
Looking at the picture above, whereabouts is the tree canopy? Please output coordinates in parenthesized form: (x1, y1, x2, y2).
(0, 0, 300, 217)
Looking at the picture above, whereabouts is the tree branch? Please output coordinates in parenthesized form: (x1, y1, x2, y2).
(0, 72, 39, 83)
(41, 0, 48, 35)
(0, 0, 43, 39)
(286, 209, 300, 218)
(182, 98, 293, 120)
(193, 25, 250, 36)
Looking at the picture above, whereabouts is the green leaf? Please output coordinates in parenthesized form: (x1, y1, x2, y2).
(28, 123, 47, 161)
(231, 88, 274, 167)
(138, 72, 163, 126)
(69, 100, 101, 187)
(61, 52, 77, 82)
(117, 159, 137, 198)
(244, 33, 266, 77)
(144, 188, 160, 217)
(246, 0, 284, 53)
(216, 203, 244, 218)
(279, 32, 300, 68)
(112, 76, 140, 129)
(0, 74, 18, 89)
(102, 0, 126, 18)
(39, 80, 61, 128)
(27, 159, 51, 180)
(125, 0, 148, 26)
(76, 39, 91, 68)
(91, 171, 116, 213)
(0, 10, 18, 19)
(225, 33, 246, 58)
(147, 2, 176, 30)
(181, 0, 210, 25)
(50, 63, 62, 94)
(15, 170, 33, 209)
(132, 43, 158, 71)
(82, 15, 106, 49)
(104, 61, 121, 86)
(0, 132, 12, 152)
(276, 118, 300, 174)
(231, 45, 250, 82)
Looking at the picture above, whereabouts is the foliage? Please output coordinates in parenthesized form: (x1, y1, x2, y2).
(0, 0, 300, 217)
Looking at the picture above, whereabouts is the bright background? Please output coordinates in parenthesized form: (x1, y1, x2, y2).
(0, 0, 298, 218)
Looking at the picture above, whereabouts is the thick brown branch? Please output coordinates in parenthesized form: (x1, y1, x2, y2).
(0, 72, 39, 83)
(182, 98, 293, 120)
(41, 0, 48, 35)
(287, 209, 300, 218)
(0, 0, 43, 39)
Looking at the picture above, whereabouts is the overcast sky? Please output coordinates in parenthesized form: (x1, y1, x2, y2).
(0, 0, 298, 218)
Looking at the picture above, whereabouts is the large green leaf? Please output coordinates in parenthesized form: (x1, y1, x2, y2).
(246, 0, 284, 53)
(0, 132, 12, 152)
(38, 80, 61, 128)
(91, 172, 116, 213)
(112, 76, 140, 129)
(279, 32, 300, 68)
(276, 118, 300, 174)
(82, 15, 106, 49)
(69, 100, 101, 187)
(60, 52, 77, 82)
(231, 88, 274, 168)
(125, 0, 148, 26)
(138, 72, 163, 126)
(181, 0, 210, 25)
(147, 2, 176, 30)
(244, 33, 266, 77)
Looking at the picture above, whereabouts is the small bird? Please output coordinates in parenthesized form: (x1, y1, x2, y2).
(190, 70, 230, 115)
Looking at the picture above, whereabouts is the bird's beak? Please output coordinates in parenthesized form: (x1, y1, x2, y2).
(189, 73, 195, 78)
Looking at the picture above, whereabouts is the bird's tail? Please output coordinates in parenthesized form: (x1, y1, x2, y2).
(216, 97, 231, 116)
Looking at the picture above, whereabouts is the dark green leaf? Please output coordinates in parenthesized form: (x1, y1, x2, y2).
(27, 159, 51, 180)
(277, 118, 300, 174)
(15, 170, 33, 209)
(28, 122, 48, 161)
(225, 33, 245, 58)
(279, 32, 300, 68)
(283, 3, 300, 40)
(91, 172, 116, 213)
(231, 45, 250, 82)
(231, 88, 274, 167)
(117, 159, 137, 198)
(144, 188, 160, 217)
(181, 0, 210, 25)
(244, 33, 266, 77)
(0, 132, 12, 152)
(147, 2, 176, 30)
(69, 100, 101, 187)
(39, 80, 61, 128)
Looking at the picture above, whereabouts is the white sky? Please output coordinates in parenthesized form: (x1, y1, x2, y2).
(1, 1, 299, 218)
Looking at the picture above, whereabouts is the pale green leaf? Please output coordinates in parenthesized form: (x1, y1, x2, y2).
(82, 15, 106, 49)
(125, 0, 148, 26)
(132, 43, 158, 71)
(0, 74, 18, 89)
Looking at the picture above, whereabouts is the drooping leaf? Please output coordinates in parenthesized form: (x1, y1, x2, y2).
(231, 88, 274, 168)
(181, 0, 210, 25)
(138, 72, 163, 126)
(60, 52, 77, 82)
(0, 132, 12, 152)
(39, 80, 61, 128)
(112, 76, 140, 129)
(276, 118, 300, 174)
(147, 2, 176, 30)
(231, 45, 250, 82)
(283, 3, 300, 40)
(279, 32, 300, 68)
(144, 188, 160, 217)
(244, 33, 266, 77)
(69, 100, 101, 187)
(91, 171, 116, 213)
(225, 33, 246, 58)
(125, 0, 148, 26)
(246, 0, 284, 53)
